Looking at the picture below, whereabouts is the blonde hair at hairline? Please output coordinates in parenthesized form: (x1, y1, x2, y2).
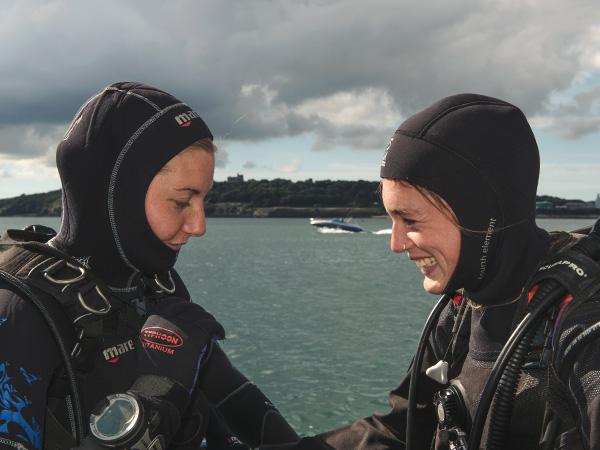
(186, 137, 217, 153)
(158, 138, 216, 174)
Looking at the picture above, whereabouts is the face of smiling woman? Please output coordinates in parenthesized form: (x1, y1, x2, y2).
(145, 147, 215, 251)
(382, 179, 461, 295)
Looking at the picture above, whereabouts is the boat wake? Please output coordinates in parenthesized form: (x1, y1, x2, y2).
(372, 229, 392, 235)
(317, 227, 355, 234)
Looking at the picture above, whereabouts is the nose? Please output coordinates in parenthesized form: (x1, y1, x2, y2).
(390, 220, 411, 253)
(183, 204, 206, 238)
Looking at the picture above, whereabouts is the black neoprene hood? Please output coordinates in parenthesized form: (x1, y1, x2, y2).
(51, 82, 213, 290)
(381, 93, 550, 305)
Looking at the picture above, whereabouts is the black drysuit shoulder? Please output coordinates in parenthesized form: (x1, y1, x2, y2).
(0, 287, 61, 450)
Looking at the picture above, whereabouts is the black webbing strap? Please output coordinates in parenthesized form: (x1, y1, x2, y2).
(0, 269, 85, 444)
(530, 251, 600, 300)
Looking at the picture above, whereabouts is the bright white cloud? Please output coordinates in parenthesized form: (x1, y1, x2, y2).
(281, 159, 301, 173)
(0, 155, 60, 197)
(296, 88, 400, 129)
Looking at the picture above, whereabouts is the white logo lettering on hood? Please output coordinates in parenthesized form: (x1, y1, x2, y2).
(174, 110, 200, 127)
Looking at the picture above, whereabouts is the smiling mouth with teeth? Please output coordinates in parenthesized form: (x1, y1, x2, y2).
(415, 257, 437, 268)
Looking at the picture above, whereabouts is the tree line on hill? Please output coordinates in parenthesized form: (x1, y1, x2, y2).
(0, 179, 595, 216)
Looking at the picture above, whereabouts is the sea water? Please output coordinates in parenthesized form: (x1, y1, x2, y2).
(0, 217, 597, 435)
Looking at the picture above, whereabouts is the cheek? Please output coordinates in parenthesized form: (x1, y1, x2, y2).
(146, 201, 181, 242)
(442, 230, 461, 274)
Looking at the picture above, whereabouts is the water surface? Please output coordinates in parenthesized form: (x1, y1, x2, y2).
(1, 217, 596, 434)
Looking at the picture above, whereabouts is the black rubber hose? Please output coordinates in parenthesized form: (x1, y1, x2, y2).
(470, 217, 600, 450)
(467, 281, 564, 450)
(486, 320, 536, 449)
(406, 294, 451, 449)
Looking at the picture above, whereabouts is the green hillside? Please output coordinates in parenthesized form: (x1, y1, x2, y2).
(0, 180, 597, 217)
(0, 190, 62, 216)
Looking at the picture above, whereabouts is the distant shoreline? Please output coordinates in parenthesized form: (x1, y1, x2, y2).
(1, 211, 598, 219)
(1, 184, 598, 219)
(535, 214, 600, 219)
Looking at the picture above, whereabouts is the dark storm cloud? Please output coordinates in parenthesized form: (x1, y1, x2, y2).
(0, 123, 64, 159)
(0, 0, 598, 160)
(550, 85, 600, 139)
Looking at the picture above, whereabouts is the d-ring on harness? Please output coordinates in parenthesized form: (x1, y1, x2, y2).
(77, 287, 111, 315)
(43, 259, 86, 284)
(27, 253, 115, 338)
(154, 271, 176, 294)
(42, 258, 112, 315)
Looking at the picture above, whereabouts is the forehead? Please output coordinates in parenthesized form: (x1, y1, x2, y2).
(155, 149, 214, 186)
(381, 180, 429, 212)
(161, 148, 213, 171)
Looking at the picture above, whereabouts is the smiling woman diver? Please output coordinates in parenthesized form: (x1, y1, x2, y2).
(206, 94, 600, 450)
(0, 82, 298, 450)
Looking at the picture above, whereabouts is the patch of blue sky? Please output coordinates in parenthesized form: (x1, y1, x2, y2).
(545, 69, 600, 111)
(535, 128, 600, 163)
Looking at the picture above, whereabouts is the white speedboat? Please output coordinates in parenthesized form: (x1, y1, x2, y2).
(309, 217, 365, 233)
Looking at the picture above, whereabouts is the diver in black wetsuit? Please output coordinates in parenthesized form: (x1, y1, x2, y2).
(0, 82, 298, 450)
(207, 94, 600, 450)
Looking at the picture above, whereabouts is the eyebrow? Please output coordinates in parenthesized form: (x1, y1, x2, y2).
(175, 187, 201, 195)
(387, 208, 420, 216)
(174, 181, 213, 195)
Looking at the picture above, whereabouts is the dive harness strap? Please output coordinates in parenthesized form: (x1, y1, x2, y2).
(466, 221, 600, 450)
(0, 267, 86, 446)
(529, 250, 600, 304)
(0, 226, 125, 446)
(538, 247, 600, 450)
(1, 229, 124, 367)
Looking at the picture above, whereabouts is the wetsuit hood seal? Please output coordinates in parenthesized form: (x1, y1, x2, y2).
(381, 93, 550, 305)
(52, 82, 213, 290)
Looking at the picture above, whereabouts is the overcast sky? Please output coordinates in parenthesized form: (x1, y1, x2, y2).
(1, 0, 599, 200)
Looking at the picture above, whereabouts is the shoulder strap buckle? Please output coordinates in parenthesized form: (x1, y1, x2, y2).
(43, 259, 86, 285)
(77, 285, 111, 316)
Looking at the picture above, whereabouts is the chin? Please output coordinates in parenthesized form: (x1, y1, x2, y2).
(423, 279, 445, 295)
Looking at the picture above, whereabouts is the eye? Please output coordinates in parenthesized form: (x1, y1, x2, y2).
(402, 217, 417, 226)
(173, 200, 191, 210)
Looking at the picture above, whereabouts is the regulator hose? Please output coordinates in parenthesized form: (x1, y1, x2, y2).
(469, 217, 600, 450)
(468, 281, 564, 450)
(485, 281, 557, 450)
(406, 294, 451, 449)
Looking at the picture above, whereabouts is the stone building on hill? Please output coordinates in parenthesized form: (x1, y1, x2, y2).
(227, 174, 244, 183)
